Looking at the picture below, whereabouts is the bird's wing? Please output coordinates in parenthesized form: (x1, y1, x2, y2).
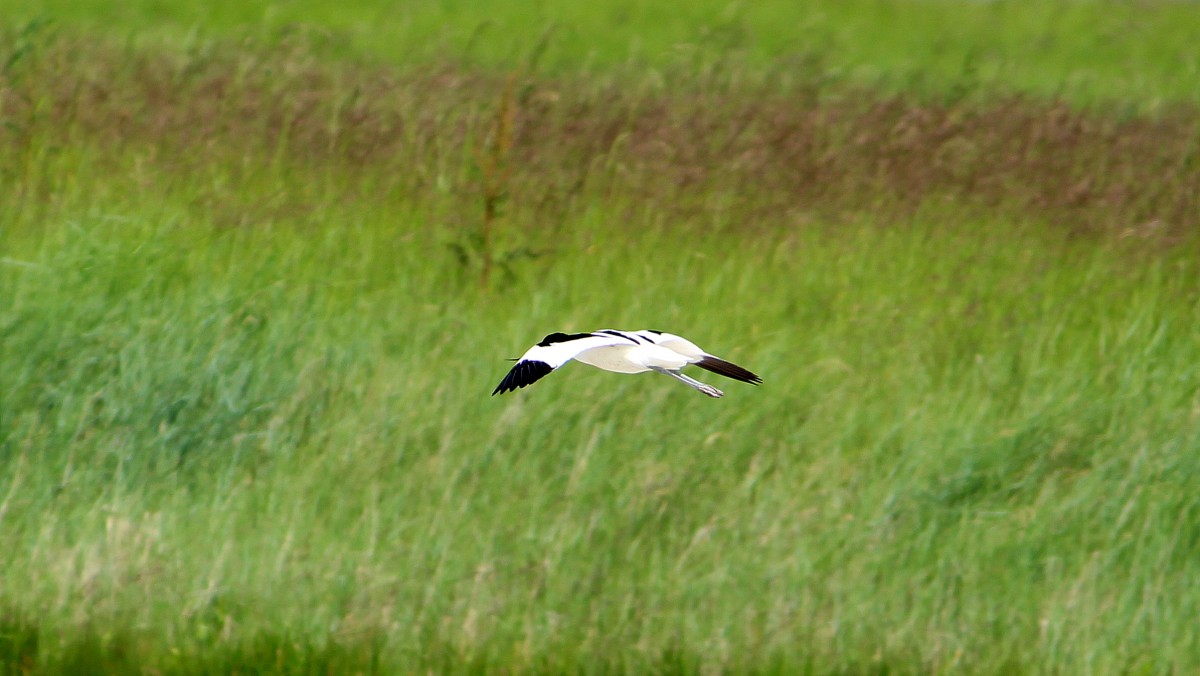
(634, 330, 705, 360)
(692, 355, 763, 384)
(492, 333, 634, 395)
(636, 330, 763, 384)
(593, 329, 650, 344)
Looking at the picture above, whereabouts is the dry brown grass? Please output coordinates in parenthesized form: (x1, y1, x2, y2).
(3, 35, 1198, 239)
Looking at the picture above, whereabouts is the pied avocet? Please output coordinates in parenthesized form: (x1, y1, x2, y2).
(492, 329, 762, 398)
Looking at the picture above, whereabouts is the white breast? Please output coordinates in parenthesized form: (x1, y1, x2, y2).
(574, 344, 690, 373)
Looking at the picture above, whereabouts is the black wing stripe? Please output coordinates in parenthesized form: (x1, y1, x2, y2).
(492, 360, 555, 395)
(596, 330, 641, 344)
(694, 356, 763, 385)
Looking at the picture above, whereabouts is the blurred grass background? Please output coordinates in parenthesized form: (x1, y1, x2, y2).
(9, 0, 1200, 105)
(2, 1, 1200, 673)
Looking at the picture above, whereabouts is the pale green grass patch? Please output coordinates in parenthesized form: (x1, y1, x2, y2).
(7, 0, 1200, 106)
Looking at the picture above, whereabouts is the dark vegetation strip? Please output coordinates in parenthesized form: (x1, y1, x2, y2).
(2, 34, 1199, 238)
(0, 609, 961, 674)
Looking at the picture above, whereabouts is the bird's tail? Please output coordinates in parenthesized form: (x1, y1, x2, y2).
(694, 356, 762, 384)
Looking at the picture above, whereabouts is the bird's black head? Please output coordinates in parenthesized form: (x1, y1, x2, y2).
(537, 331, 593, 347)
(538, 332, 569, 346)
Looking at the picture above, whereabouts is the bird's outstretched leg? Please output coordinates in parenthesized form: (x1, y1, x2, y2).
(649, 367, 724, 398)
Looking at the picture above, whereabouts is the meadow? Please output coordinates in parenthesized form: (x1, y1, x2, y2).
(3, 1, 1200, 673)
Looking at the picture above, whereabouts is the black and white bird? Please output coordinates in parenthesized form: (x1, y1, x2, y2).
(492, 329, 762, 399)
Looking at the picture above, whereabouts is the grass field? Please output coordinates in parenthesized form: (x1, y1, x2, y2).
(3, 1, 1200, 673)
(9, 0, 1200, 106)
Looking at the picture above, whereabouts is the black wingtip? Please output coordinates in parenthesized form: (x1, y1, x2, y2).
(694, 356, 762, 385)
(492, 360, 555, 395)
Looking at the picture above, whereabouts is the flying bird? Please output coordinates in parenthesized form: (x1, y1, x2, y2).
(492, 329, 762, 398)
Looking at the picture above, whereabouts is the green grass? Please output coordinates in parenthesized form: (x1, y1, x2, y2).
(7, 0, 1200, 107)
(4, 152, 1200, 672)
(3, 2, 1200, 673)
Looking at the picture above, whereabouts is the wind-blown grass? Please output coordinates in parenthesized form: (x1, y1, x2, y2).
(4, 195, 1200, 672)
(8, 0, 1200, 106)
(3, 4, 1200, 674)
(3, 35, 1198, 239)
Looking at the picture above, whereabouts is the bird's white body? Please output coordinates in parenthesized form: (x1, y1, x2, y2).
(573, 342, 688, 373)
(492, 329, 761, 398)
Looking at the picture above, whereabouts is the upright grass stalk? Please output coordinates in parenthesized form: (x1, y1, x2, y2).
(474, 73, 517, 289)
